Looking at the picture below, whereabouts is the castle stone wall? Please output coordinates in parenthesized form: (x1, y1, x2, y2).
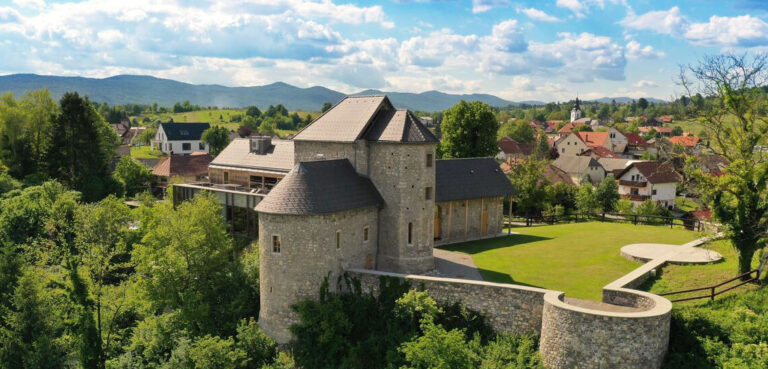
(345, 269, 548, 334)
(258, 207, 379, 343)
(539, 291, 671, 369)
(367, 142, 436, 274)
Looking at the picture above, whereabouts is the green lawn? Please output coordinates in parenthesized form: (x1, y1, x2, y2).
(130, 146, 164, 159)
(642, 239, 763, 302)
(441, 222, 703, 300)
(676, 196, 700, 212)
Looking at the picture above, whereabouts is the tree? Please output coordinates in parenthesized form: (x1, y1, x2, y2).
(245, 106, 262, 118)
(440, 101, 499, 158)
(46, 92, 120, 202)
(533, 135, 550, 160)
(680, 54, 768, 275)
(595, 177, 619, 213)
(201, 126, 230, 156)
(546, 182, 577, 213)
(671, 126, 684, 136)
(321, 101, 333, 113)
(258, 120, 276, 136)
(638, 98, 649, 110)
(597, 104, 610, 120)
(113, 157, 152, 197)
(572, 124, 593, 132)
(575, 182, 599, 214)
(507, 160, 548, 217)
(20, 89, 57, 173)
(498, 120, 535, 143)
(136, 128, 156, 146)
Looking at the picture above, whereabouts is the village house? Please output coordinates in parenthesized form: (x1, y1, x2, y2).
(639, 126, 674, 137)
(152, 152, 213, 191)
(597, 157, 635, 178)
(658, 115, 674, 124)
(552, 156, 606, 184)
(496, 136, 535, 160)
(668, 135, 701, 153)
(579, 146, 623, 159)
(624, 132, 650, 158)
(576, 128, 627, 153)
(553, 132, 589, 156)
(151, 122, 211, 155)
(208, 136, 294, 192)
(616, 161, 681, 209)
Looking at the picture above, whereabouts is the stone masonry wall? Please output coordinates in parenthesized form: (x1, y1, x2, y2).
(346, 269, 548, 334)
(367, 142, 436, 274)
(258, 207, 379, 343)
(539, 291, 671, 369)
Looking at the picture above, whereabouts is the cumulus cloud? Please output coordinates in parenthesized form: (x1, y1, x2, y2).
(623, 7, 768, 48)
(634, 80, 658, 88)
(472, 0, 510, 14)
(398, 29, 479, 67)
(556, 0, 586, 17)
(625, 40, 665, 59)
(520, 8, 560, 22)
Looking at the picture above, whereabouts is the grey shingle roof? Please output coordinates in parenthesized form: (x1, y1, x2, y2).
(365, 109, 438, 143)
(254, 159, 383, 215)
(210, 138, 294, 172)
(552, 156, 603, 175)
(618, 161, 681, 184)
(435, 158, 516, 202)
(293, 96, 390, 142)
(159, 122, 210, 141)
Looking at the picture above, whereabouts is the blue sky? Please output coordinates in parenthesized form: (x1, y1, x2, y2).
(1, 0, 768, 102)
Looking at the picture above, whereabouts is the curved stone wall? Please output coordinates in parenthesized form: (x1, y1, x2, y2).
(539, 290, 671, 369)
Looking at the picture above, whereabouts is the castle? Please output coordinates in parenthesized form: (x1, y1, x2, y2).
(245, 95, 513, 342)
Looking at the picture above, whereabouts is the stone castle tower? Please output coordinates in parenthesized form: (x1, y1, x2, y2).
(255, 96, 438, 342)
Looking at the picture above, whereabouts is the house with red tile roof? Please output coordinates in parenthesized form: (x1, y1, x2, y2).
(553, 132, 589, 156)
(576, 127, 627, 153)
(152, 152, 213, 188)
(658, 115, 674, 123)
(497, 137, 535, 160)
(668, 135, 701, 151)
(639, 126, 674, 137)
(579, 146, 623, 159)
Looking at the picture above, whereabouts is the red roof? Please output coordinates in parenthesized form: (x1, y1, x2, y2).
(152, 153, 213, 178)
(691, 209, 712, 221)
(558, 122, 585, 133)
(498, 137, 534, 156)
(639, 126, 674, 134)
(576, 131, 609, 148)
(669, 136, 700, 147)
(659, 115, 674, 123)
(625, 132, 648, 147)
(580, 146, 621, 158)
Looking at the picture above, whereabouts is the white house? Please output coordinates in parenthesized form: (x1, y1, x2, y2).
(554, 132, 589, 156)
(152, 122, 211, 155)
(616, 161, 681, 209)
(552, 156, 606, 184)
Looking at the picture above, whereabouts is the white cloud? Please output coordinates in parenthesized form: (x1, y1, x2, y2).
(486, 20, 527, 53)
(11, 0, 45, 9)
(556, 0, 586, 17)
(634, 80, 658, 88)
(398, 29, 479, 67)
(520, 8, 560, 22)
(625, 40, 665, 59)
(622, 7, 768, 48)
(472, 0, 510, 14)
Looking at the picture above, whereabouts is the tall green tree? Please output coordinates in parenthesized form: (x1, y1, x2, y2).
(21, 89, 57, 174)
(440, 101, 499, 158)
(534, 135, 551, 160)
(575, 182, 599, 214)
(507, 160, 548, 217)
(498, 120, 535, 143)
(113, 157, 152, 197)
(201, 126, 231, 156)
(46, 92, 120, 202)
(595, 177, 619, 213)
(680, 54, 768, 275)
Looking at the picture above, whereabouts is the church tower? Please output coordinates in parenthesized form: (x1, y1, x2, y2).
(570, 97, 582, 123)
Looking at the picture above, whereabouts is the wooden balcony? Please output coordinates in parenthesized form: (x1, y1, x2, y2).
(619, 180, 648, 187)
(622, 194, 651, 202)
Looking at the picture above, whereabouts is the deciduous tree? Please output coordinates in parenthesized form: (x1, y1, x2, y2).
(440, 101, 499, 158)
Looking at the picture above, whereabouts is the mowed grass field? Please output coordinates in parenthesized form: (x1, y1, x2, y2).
(441, 222, 703, 300)
(131, 108, 318, 134)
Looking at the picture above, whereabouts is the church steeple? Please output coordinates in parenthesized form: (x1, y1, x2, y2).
(570, 95, 582, 123)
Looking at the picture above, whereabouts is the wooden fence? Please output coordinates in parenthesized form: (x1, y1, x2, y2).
(506, 212, 704, 231)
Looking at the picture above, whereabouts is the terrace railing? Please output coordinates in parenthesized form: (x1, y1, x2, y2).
(506, 212, 705, 231)
(657, 268, 761, 303)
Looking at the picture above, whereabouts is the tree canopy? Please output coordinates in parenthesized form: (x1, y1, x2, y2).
(439, 101, 499, 158)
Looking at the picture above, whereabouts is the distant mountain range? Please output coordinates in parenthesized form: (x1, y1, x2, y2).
(589, 96, 667, 104)
(0, 74, 666, 111)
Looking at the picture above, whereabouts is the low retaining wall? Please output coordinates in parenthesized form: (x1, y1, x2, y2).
(345, 269, 548, 334)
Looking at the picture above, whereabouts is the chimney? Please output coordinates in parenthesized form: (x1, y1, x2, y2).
(249, 135, 272, 155)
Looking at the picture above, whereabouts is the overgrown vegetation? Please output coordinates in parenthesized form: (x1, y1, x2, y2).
(290, 276, 543, 369)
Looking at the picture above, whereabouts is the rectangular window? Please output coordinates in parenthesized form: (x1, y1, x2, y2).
(408, 222, 413, 245)
(425, 187, 432, 200)
(199, 142, 205, 150)
(336, 231, 341, 249)
(272, 235, 281, 253)
(426, 153, 433, 167)
(652, 189, 657, 195)
(363, 226, 369, 242)
(223, 172, 229, 183)
(167, 143, 172, 152)
(182, 142, 191, 151)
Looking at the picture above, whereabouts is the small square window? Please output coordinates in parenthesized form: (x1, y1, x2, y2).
(425, 187, 432, 200)
(426, 153, 433, 167)
(272, 235, 281, 253)
(182, 142, 191, 151)
(652, 189, 657, 195)
(363, 227, 369, 242)
(336, 231, 341, 249)
(199, 142, 205, 150)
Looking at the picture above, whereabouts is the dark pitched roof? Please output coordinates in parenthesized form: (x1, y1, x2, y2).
(365, 109, 438, 143)
(293, 95, 390, 142)
(254, 159, 383, 215)
(435, 158, 516, 202)
(152, 153, 213, 178)
(618, 161, 681, 184)
(625, 132, 648, 147)
(159, 122, 211, 141)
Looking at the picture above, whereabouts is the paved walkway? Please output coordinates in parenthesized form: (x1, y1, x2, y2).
(621, 242, 722, 264)
(433, 248, 484, 281)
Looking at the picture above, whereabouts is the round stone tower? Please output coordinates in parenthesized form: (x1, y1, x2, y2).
(255, 159, 381, 343)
